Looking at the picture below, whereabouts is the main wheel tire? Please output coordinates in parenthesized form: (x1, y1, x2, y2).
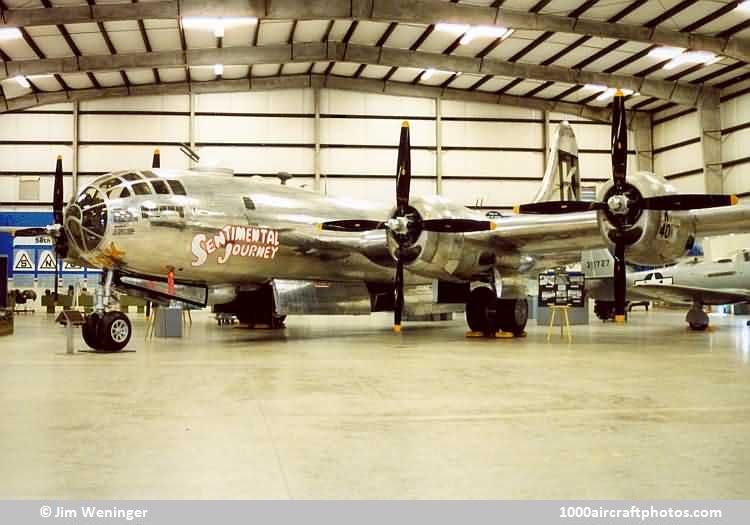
(82, 312, 102, 350)
(100, 311, 132, 352)
(466, 287, 498, 334)
(594, 301, 615, 321)
(497, 298, 529, 336)
(686, 308, 709, 332)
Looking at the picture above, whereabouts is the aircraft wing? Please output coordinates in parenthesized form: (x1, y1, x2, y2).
(467, 211, 603, 270)
(692, 205, 750, 237)
(282, 228, 393, 265)
(631, 283, 750, 306)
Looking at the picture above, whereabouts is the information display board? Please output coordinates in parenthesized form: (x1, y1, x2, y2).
(538, 271, 586, 307)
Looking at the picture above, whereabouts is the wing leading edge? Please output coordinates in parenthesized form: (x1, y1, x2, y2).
(467, 211, 604, 272)
(632, 283, 750, 306)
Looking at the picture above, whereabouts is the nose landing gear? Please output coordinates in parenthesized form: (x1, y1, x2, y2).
(686, 302, 710, 331)
(82, 270, 133, 352)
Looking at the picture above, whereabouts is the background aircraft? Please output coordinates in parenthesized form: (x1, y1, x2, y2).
(5, 93, 747, 351)
(584, 247, 750, 330)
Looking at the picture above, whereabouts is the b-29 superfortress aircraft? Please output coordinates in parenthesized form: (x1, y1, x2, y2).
(8, 93, 749, 351)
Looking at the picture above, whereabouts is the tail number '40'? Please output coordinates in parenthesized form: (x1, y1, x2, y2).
(657, 212, 677, 241)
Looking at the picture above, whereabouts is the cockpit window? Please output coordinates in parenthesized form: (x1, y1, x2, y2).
(81, 204, 107, 236)
(122, 173, 143, 182)
(66, 186, 108, 252)
(76, 186, 104, 208)
(99, 177, 123, 191)
(91, 174, 113, 187)
(167, 180, 186, 195)
(107, 185, 130, 199)
(151, 180, 170, 195)
(132, 182, 152, 196)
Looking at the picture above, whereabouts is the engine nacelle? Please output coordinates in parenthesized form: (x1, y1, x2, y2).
(597, 171, 696, 266)
(389, 196, 497, 281)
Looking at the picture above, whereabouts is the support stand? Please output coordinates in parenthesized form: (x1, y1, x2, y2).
(55, 310, 86, 354)
(546, 305, 572, 343)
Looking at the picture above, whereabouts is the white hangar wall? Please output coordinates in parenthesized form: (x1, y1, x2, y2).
(1, 88, 637, 211)
(653, 89, 750, 201)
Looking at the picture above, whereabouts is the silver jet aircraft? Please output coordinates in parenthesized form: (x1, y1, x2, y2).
(585, 247, 750, 330)
(8, 93, 750, 351)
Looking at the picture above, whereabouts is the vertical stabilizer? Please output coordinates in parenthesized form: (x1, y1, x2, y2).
(531, 121, 580, 203)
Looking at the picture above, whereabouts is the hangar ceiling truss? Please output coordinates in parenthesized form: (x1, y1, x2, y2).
(0, 0, 749, 115)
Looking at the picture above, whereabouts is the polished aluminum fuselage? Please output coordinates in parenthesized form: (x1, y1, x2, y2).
(77, 171, 435, 285)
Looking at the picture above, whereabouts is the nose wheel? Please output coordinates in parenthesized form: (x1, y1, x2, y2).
(686, 304, 709, 331)
(82, 311, 132, 352)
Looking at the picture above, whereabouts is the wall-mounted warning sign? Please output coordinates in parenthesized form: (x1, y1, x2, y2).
(13, 250, 34, 271)
(62, 261, 84, 273)
(37, 250, 58, 272)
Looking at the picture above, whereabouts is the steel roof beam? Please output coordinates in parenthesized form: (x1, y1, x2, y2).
(0, 73, 622, 122)
(0, 42, 716, 107)
(2, 0, 749, 63)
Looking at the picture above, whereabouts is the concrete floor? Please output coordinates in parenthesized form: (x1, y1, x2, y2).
(1, 308, 749, 499)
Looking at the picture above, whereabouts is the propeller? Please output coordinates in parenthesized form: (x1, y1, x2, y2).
(15, 156, 69, 298)
(318, 122, 496, 332)
(152, 148, 161, 168)
(515, 91, 738, 323)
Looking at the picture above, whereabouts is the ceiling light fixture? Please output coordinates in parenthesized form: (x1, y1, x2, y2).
(0, 28, 22, 41)
(182, 16, 258, 38)
(596, 88, 617, 102)
(594, 87, 636, 102)
(14, 75, 30, 88)
(435, 23, 471, 34)
(437, 23, 511, 45)
(421, 68, 459, 81)
(649, 47, 721, 70)
(647, 46, 685, 60)
(213, 64, 224, 76)
(663, 50, 721, 70)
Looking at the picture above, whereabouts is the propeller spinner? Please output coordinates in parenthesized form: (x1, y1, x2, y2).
(514, 91, 737, 323)
(318, 122, 496, 332)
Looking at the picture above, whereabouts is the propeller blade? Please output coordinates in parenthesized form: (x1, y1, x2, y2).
(13, 227, 48, 238)
(393, 256, 404, 333)
(422, 219, 497, 233)
(53, 155, 64, 226)
(514, 201, 605, 215)
(152, 148, 161, 169)
(611, 91, 628, 188)
(395, 122, 411, 209)
(317, 220, 383, 233)
(640, 194, 738, 211)
(54, 254, 59, 300)
(613, 242, 627, 324)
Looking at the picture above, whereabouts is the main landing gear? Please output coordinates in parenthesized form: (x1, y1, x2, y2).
(82, 270, 133, 351)
(686, 302, 710, 331)
(465, 286, 528, 337)
(594, 300, 616, 321)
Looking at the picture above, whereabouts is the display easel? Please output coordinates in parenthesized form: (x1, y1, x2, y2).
(546, 305, 572, 344)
